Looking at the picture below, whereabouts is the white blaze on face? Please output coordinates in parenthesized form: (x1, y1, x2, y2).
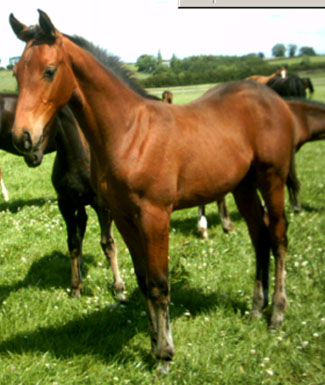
(280, 69, 287, 79)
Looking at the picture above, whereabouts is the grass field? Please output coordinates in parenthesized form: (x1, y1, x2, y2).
(268, 55, 325, 67)
(0, 70, 16, 93)
(0, 75, 324, 384)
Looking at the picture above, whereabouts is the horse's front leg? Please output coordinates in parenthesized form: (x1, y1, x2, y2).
(93, 201, 126, 303)
(115, 204, 174, 373)
(58, 198, 86, 297)
(141, 205, 174, 373)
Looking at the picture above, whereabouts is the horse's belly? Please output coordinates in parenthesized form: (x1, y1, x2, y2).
(173, 151, 251, 210)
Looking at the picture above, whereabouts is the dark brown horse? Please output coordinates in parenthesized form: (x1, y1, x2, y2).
(267, 74, 306, 98)
(10, 11, 299, 371)
(0, 93, 126, 300)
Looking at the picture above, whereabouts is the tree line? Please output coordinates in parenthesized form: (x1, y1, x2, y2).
(137, 45, 321, 88)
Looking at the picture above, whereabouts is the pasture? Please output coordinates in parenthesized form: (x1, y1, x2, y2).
(0, 79, 324, 384)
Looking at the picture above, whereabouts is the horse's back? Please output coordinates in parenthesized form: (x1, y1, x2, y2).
(141, 81, 295, 209)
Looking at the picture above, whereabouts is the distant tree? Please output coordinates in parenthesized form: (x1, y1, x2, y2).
(157, 50, 163, 65)
(299, 46, 316, 56)
(272, 44, 286, 57)
(288, 44, 297, 58)
(136, 54, 158, 73)
(258, 52, 265, 58)
(170, 53, 181, 71)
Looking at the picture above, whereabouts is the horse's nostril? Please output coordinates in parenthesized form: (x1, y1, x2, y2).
(23, 131, 32, 151)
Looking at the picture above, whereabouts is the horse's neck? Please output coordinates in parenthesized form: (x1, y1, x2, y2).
(292, 102, 325, 149)
(65, 38, 142, 157)
(305, 104, 325, 142)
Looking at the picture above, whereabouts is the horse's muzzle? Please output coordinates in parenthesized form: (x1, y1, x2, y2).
(24, 152, 43, 168)
(12, 130, 33, 154)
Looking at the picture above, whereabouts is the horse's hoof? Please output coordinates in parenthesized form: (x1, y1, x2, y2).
(156, 360, 171, 376)
(250, 309, 263, 321)
(116, 291, 128, 304)
(222, 223, 234, 234)
(198, 227, 209, 239)
(71, 287, 82, 298)
(293, 204, 302, 214)
(270, 313, 284, 328)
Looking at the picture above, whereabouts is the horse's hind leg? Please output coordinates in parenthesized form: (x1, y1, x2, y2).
(58, 198, 86, 297)
(232, 175, 271, 320)
(197, 205, 208, 239)
(259, 175, 288, 327)
(217, 197, 234, 233)
(93, 202, 126, 303)
(0, 168, 9, 201)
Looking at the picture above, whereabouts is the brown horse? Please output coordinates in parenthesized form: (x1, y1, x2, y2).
(247, 66, 288, 84)
(10, 10, 298, 371)
(161, 91, 232, 237)
(201, 97, 325, 238)
(162, 90, 173, 104)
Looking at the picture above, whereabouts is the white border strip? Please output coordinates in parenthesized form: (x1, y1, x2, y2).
(179, 0, 324, 7)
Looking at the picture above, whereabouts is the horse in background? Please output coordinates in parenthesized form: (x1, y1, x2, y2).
(0, 93, 127, 300)
(200, 97, 325, 238)
(11, 10, 299, 370)
(162, 90, 173, 104)
(267, 74, 307, 98)
(301, 77, 314, 98)
(247, 66, 287, 84)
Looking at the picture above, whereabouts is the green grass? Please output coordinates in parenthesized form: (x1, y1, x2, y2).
(0, 80, 324, 384)
(0, 70, 16, 93)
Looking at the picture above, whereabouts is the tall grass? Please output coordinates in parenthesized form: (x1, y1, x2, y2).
(0, 82, 324, 384)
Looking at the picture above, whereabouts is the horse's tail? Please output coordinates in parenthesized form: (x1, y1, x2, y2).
(286, 146, 301, 212)
(307, 78, 314, 94)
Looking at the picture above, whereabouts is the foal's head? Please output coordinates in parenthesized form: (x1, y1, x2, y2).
(9, 10, 74, 154)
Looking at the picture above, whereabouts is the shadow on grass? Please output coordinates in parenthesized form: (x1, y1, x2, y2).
(0, 198, 56, 213)
(0, 250, 99, 306)
(298, 201, 325, 213)
(0, 274, 249, 367)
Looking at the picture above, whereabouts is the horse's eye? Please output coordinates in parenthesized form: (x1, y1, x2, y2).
(44, 67, 57, 80)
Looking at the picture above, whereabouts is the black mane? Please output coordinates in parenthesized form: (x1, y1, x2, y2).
(65, 35, 160, 101)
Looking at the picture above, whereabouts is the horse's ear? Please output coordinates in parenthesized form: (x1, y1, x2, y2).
(38, 9, 57, 40)
(9, 13, 33, 42)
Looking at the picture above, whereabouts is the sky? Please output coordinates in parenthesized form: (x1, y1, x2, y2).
(1, 0, 325, 65)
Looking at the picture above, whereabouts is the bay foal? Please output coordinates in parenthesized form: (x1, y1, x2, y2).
(10, 10, 297, 370)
